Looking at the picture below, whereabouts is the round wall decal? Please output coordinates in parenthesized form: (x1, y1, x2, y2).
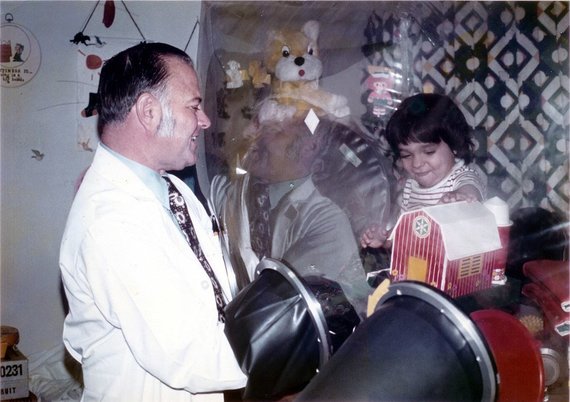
(1, 14, 41, 88)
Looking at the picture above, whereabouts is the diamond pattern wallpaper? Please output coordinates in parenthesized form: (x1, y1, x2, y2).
(361, 1, 569, 218)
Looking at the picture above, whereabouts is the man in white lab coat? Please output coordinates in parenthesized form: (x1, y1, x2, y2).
(60, 43, 246, 401)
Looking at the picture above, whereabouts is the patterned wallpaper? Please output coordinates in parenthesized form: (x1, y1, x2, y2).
(361, 1, 569, 218)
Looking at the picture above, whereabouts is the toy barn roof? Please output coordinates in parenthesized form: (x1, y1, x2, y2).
(393, 201, 502, 261)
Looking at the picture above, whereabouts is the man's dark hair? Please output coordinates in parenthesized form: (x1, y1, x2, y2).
(97, 42, 193, 130)
(385, 93, 474, 164)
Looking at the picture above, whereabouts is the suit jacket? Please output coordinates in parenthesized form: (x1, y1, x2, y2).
(210, 174, 369, 316)
(60, 145, 246, 402)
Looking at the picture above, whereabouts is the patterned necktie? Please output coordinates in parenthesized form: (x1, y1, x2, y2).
(164, 177, 226, 323)
(248, 178, 271, 259)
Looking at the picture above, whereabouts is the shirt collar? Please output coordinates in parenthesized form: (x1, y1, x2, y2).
(100, 143, 169, 207)
(268, 176, 310, 208)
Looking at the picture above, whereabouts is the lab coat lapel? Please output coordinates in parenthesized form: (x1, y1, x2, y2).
(168, 174, 237, 304)
(92, 146, 234, 303)
(271, 179, 315, 257)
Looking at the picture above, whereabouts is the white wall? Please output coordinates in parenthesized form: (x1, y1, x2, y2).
(1, 0, 203, 356)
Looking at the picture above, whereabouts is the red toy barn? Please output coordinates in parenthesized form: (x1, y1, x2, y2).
(390, 202, 503, 298)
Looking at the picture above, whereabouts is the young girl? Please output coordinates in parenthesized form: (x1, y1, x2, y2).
(361, 93, 487, 248)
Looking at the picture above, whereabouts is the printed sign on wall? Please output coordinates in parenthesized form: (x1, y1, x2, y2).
(1, 14, 41, 87)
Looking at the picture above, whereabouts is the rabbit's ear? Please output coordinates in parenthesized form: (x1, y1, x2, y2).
(302, 20, 320, 43)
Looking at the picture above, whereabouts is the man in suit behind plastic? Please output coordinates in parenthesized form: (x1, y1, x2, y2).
(210, 116, 370, 317)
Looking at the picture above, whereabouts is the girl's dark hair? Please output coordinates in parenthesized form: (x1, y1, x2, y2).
(385, 93, 474, 164)
(97, 42, 193, 130)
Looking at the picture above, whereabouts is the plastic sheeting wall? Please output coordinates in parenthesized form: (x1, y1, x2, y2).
(197, 1, 569, 218)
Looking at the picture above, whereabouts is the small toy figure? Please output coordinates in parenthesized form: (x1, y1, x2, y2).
(225, 60, 244, 89)
(365, 66, 395, 117)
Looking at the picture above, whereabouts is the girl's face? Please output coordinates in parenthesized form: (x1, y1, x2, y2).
(398, 141, 456, 188)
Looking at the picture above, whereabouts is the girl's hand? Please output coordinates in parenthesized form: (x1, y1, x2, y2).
(440, 191, 477, 204)
(360, 224, 391, 249)
(440, 185, 482, 204)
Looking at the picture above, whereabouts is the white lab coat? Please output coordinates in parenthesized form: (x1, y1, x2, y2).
(60, 145, 246, 402)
